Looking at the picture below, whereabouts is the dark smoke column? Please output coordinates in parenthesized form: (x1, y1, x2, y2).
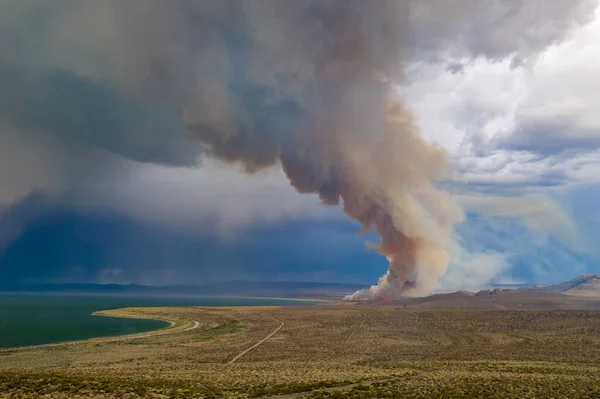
(181, 1, 465, 299)
(1, 0, 594, 293)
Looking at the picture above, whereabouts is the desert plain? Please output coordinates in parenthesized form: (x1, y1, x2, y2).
(2, 290, 600, 398)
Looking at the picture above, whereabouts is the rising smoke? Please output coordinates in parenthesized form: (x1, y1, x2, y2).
(1, 0, 596, 297)
(179, 1, 465, 299)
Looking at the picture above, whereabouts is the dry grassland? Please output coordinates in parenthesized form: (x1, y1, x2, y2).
(2, 305, 600, 398)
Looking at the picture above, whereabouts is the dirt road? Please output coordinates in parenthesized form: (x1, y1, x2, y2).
(227, 315, 284, 365)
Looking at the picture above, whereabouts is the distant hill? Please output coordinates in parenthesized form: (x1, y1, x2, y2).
(357, 274, 600, 310)
(0, 281, 364, 299)
(522, 274, 600, 297)
(5, 274, 600, 303)
(380, 289, 600, 310)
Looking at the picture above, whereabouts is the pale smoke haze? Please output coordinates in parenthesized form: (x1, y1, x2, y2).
(0, 0, 596, 296)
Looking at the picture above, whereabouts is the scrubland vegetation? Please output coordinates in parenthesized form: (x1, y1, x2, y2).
(2, 305, 600, 398)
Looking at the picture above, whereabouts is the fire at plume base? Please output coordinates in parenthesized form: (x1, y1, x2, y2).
(343, 272, 423, 301)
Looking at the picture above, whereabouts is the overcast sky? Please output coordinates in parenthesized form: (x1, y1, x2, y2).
(1, 1, 599, 292)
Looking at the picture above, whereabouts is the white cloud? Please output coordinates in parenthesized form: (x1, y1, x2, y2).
(496, 7, 600, 155)
(401, 8, 600, 288)
(403, 3, 600, 190)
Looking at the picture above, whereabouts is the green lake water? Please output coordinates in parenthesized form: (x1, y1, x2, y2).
(0, 294, 317, 349)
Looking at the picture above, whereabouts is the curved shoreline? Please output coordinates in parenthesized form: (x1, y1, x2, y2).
(0, 296, 316, 351)
(0, 310, 197, 352)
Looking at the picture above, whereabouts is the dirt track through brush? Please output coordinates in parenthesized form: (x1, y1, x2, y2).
(227, 315, 284, 365)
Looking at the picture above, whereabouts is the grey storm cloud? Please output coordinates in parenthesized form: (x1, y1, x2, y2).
(495, 116, 600, 156)
(405, 0, 596, 60)
(0, 0, 596, 296)
(1, 0, 594, 171)
(0, 69, 198, 165)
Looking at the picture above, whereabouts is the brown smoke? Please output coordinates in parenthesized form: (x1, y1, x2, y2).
(179, 1, 464, 299)
(2, 0, 594, 297)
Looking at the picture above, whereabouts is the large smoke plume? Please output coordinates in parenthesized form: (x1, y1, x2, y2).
(1, 0, 596, 296)
(178, 1, 465, 299)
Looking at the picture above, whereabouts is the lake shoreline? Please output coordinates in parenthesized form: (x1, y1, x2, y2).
(0, 294, 322, 349)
